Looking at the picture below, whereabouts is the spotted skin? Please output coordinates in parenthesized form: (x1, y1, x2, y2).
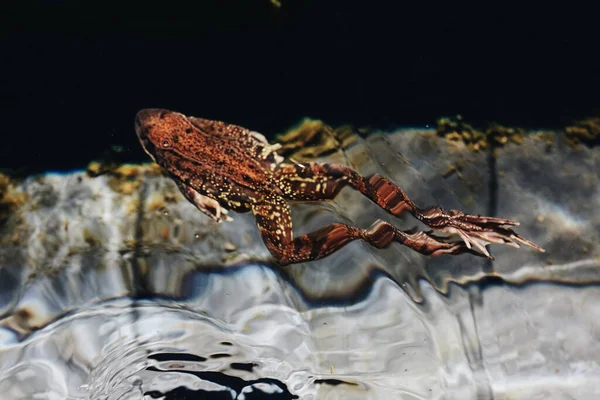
(135, 109, 544, 266)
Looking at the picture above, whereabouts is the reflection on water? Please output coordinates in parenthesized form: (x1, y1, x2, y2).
(1, 266, 447, 399)
(1, 264, 599, 399)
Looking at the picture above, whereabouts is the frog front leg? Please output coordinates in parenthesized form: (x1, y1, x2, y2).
(252, 196, 479, 266)
(174, 180, 232, 223)
(273, 162, 544, 258)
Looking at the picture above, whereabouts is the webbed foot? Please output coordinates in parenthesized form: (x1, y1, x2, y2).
(418, 207, 544, 258)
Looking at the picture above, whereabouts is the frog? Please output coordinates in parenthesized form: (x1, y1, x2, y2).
(135, 108, 544, 266)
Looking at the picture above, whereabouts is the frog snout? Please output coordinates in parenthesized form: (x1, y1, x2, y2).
(135, 108, 164, 137)
(136, 108, 158, 127)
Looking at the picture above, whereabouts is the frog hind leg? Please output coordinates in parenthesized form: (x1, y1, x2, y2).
(251, 196, 478, 266)
(174, 180, 232, 223)
(273, 162, 544, 257)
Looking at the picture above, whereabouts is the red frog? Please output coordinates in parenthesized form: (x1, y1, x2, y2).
(135, 109, 544, 266)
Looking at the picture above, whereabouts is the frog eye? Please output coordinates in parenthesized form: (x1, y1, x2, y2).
(161, 139, 171, 148)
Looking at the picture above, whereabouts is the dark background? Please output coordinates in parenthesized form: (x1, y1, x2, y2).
(1, 1, 598, 175)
